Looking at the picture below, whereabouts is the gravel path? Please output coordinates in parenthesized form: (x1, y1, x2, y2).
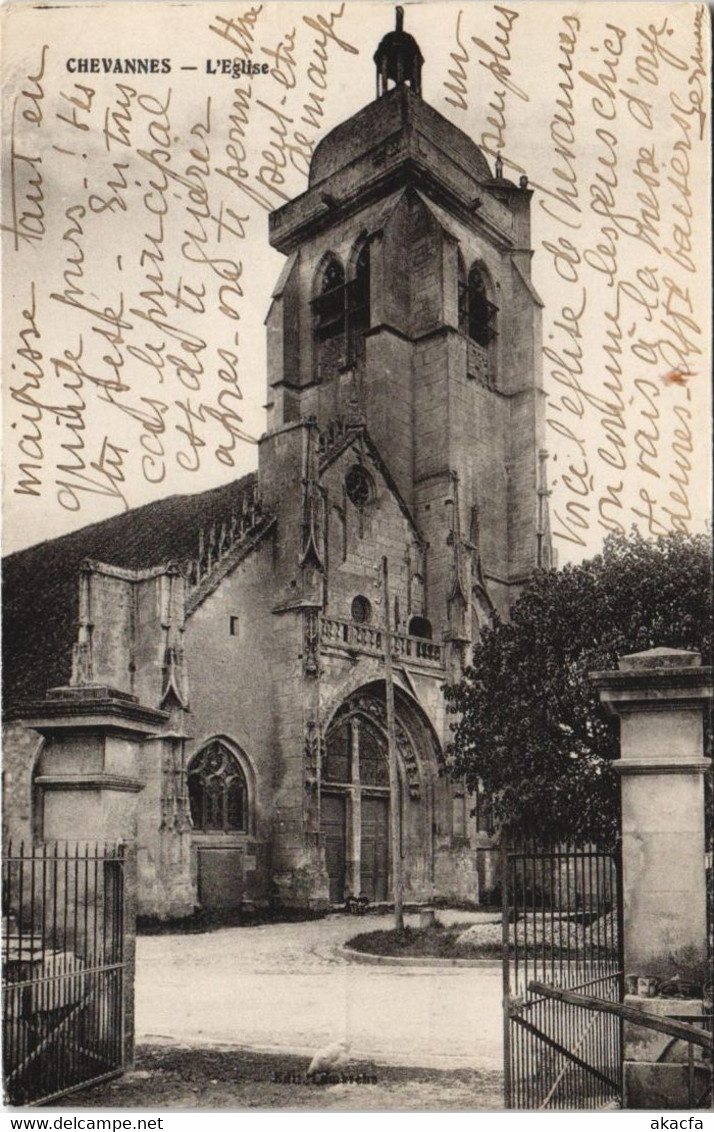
(136, 911, 504, 1072)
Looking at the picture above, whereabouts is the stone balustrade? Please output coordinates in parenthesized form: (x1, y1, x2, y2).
(320, 616, 444, 668)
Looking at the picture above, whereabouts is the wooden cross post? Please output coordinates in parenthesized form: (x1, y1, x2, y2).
(382, 556, 404, 931)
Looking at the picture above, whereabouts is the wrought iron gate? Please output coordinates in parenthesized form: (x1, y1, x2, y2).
(2, 842, 127, 1107)
(503, 840, 624, 1109)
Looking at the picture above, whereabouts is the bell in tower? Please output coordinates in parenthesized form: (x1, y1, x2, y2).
(373, 6, 423, 96)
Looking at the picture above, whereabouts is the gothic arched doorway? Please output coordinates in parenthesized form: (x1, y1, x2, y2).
(321, 706, 391, 903)
(320, 684, 438, 904)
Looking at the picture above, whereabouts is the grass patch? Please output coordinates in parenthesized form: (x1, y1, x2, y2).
(347, 919, 619, 961)
(347, 921, 501, 960)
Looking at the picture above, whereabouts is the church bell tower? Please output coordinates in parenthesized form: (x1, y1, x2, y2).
(263, 8, 551, 638)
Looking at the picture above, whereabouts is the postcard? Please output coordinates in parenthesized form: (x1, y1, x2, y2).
(2, 0, 711, 1113)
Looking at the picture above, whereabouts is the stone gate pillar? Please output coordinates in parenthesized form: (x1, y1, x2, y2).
(24, 684, 169, 1066)
(591, 647, 712, 1109)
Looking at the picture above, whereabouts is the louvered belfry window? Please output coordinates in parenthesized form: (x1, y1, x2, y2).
(312, 247, 370, 376)
(313, 257, 346, 341)
(458, 262, 498, 349)
(188, 742, 247, 832)
(347, 244, 370, 362)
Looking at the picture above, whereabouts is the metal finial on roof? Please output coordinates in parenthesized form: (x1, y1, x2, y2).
(374, 5, 423, 97)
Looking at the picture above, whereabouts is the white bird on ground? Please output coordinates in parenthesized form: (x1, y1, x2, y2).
(306, 1040, 351, 1077)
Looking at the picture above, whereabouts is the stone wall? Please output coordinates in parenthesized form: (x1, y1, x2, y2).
(2, 720, 43, 844)
(135, 737, 194, 920)
(183, 534, 280, 906)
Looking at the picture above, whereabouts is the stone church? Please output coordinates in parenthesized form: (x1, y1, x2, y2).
(2, 13, 551, 919)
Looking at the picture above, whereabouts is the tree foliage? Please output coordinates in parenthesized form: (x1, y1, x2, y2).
(444, 532, 712, 846)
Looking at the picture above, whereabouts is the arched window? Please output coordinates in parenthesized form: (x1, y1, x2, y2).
(460, 263, 497, 348)
(351, 595, 372, 624)
(458, 258, 498, 384)
(312, 255, 346, 382)
(323, 720, 351, 783)
(188, 741, 248, 833)
(408, 615, 432, 640)
(358, 717, 389, 786)
(322, 713, 389, 786)
(457, 253, 469, 338)
(313, 256, 346, 341)
(347, 243, 370, 363)
(311, 245, 371, 380)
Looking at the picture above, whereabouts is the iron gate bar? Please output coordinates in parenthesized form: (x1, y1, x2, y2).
(3, 841, 127, 1107)
(511, 970, 624, 1102)
(510, 1011, 620, 1092)
(24, 1070, 125, 1112)
(6, 998, 98, 1088)
(5, 968, 124, 1087)
(503, 839, 624, 1109)
(7, 962, 125, 990)
(502, 857, 512, 1109)
(539, 1013, 600, 1110)
(528, 982, 713, 1050)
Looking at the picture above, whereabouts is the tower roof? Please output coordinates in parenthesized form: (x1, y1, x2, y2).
(305, 7, 490, 192)
(308, 84, 492, 188)
(269, 12, 524, 256)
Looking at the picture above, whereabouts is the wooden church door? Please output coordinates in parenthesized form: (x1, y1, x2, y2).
(321, 704, 393, 904)
(361, 795, 389, 902)
(321, 793, 347, 903)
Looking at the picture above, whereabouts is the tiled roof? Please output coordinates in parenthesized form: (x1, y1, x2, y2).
(2, 473, 257, 710)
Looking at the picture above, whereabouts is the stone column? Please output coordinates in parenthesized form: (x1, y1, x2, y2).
(24, 683, 169, 1067)
(27, 686, 167, 842)
(591, 648, 712, 1109)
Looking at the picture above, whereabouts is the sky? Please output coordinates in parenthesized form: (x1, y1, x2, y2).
(2, 0, 711, 564)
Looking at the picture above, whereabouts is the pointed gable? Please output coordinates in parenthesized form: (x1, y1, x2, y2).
(318, 422, 426, 633)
